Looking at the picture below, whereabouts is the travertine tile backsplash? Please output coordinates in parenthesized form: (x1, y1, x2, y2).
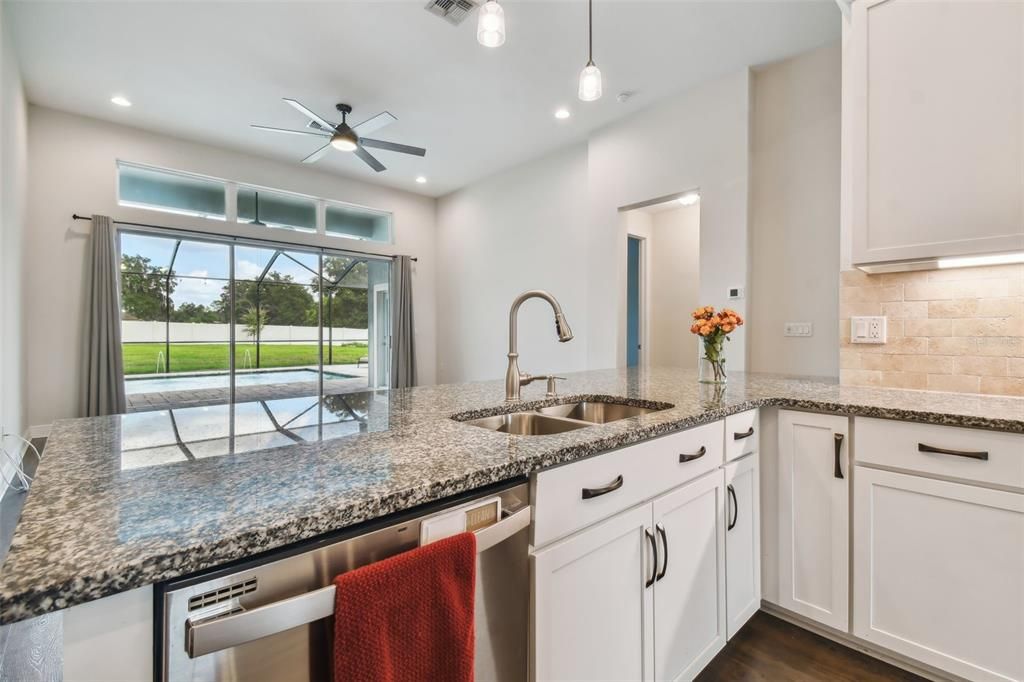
(840, 264, 1024, 397)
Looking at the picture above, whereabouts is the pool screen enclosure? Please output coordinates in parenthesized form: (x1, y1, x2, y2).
(118, 228, 391, 408)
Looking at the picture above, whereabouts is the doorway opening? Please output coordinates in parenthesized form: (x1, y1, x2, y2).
(620, 191, 701, 368)
(626, 236, 644, 367)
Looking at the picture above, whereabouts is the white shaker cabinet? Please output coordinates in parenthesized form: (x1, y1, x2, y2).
(777, 410, 849, 631)
(652, 471, 727, 682)
(531, 503, 654, 681)
(849, 0, 1024, 265)
(531, 470, 727, 682)
(724, 453, 761, 640)
(853, 467, 1024, 682)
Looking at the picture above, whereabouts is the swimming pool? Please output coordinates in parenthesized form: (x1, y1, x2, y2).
(125, 369, 355, 394)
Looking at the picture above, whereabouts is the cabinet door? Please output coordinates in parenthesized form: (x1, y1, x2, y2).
(531, 504, 655, 681)
(724, 453, 761, 640)
(652, 471, 726, 681)
(853, 467, 1024, 682)
(777, 410, 849, 631)
(851, 0, 1024, 264)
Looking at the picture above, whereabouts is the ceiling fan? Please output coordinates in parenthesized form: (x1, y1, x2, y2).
(251, 98, 426, 172)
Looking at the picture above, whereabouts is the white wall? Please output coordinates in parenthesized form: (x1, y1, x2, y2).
(748, 43, 841, 378)
(0, 4, 29, 480)
(25, 106, 437, 428)
(435, 143, 589, 383)
(649, 204, 700, 368)
(587, 70, 752, 371)
(435, 70, 752, 384)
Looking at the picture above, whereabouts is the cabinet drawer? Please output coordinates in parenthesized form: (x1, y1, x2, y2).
(725, 409, 759, 462)
(855, 417, 1024, 490)
(532, 420, 724, 548)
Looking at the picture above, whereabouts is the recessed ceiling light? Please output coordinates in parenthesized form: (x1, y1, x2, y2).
(415, 176, 427, 184)
(554, 108, 571, 120)
(677, 192, 700, 206)
(110, 95, 132, 107)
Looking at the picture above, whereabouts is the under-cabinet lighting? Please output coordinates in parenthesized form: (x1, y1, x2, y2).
(415, 176, 427, 184)
(111, 95, 132, 107)
(936, 252, 1024, 269)
(677, 193, 700, 207)
(554, 108, 571, 120)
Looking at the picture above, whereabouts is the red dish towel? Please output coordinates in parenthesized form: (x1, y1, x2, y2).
(333, 532, 477, 682)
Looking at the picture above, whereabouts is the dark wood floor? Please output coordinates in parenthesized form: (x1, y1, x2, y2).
(696, 611, 927, 682)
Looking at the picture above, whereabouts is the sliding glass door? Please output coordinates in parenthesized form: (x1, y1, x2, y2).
(119, 230, 389, 411)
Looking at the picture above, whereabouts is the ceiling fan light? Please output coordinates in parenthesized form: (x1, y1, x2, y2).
(477, 0, 506, 48)
(330, 132, 358, 152)
(578, 62, 603, 102)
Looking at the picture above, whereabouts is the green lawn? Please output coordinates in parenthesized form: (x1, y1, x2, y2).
(123, 343, 369, 375)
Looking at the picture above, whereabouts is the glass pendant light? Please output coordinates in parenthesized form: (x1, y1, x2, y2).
(477, 0, 506, 48)
(578, 0, 602, 101)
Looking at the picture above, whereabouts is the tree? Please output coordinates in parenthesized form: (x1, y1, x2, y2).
(213, 273, 316, 327)
(314, 258, 369, 329)
(121, 254, 173, 320)
(242, 304, 267, 340)
(169, 302, 219, 323)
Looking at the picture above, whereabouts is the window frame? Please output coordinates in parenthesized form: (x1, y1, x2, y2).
(115, 160, 395, 245)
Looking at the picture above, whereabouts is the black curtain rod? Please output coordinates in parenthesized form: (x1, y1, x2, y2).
(71, 214, 418, 261)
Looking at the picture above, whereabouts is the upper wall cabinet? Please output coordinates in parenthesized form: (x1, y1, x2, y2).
(850, 0, 1024, 267)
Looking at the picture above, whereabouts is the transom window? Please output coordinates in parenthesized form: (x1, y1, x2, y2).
(116, 161, 393, 243)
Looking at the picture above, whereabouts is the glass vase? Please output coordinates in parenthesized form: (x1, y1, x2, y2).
(698, 340, 727, 384)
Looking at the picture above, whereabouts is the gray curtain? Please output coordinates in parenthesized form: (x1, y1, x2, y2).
(390, 256, 417, 388)
(80, 215, 127, 416)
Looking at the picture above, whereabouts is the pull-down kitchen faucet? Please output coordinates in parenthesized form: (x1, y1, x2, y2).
(505, 290, 573, 402)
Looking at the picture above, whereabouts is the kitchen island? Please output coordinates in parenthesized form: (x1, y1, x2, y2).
(0, 367, 1022, 681)
(2, 366, 1022, 624)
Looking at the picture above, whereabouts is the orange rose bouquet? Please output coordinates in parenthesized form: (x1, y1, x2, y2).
(689, 306, 744, 383)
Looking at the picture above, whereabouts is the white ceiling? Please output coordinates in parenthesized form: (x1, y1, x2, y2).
(8, 0, 840, 197)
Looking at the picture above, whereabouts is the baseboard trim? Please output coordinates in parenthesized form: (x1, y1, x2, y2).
(760, 602, 963, 682)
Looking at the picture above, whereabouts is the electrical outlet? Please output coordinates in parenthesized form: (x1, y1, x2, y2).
(728, 287, 744, 300)
(851, 316, 887, 344)
(784, 322, 814, 337)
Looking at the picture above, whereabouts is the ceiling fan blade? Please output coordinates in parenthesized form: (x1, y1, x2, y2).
(354, 145, 386, 172)
(301, 143, 332, 164)
(352, 111, 397, 136)
(251, 124, 330, 138)
(359, 138, 427, 157)
(283, 98, 336, 132)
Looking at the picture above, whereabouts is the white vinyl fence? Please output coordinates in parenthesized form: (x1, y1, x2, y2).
(122, 320, 368, 344)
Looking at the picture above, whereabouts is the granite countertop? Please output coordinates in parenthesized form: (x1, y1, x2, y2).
(1, 367, 1022, 624)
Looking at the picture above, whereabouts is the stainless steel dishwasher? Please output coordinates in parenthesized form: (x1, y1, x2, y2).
(158, 480, 530, 682)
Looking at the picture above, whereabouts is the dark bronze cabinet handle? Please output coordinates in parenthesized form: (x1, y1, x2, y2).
(655, 523, 668, 581)
(918, 443, 989, 461)
(727, 484, 738, 531)
(733, 427, 755, 440)
(679, 446, 707, 463)
(581, 474, 624, 500)
(834, 433, 845, 479)
(645, 528, 658, 588)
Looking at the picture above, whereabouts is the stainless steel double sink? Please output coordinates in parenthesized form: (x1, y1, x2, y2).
(457, 400, 671, 435)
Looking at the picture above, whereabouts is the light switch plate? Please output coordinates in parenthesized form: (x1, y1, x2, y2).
(784, 322, 814, 337)
(851, 316, 887, 344)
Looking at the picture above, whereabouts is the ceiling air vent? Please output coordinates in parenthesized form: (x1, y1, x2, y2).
(424, 0, 478, 26)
